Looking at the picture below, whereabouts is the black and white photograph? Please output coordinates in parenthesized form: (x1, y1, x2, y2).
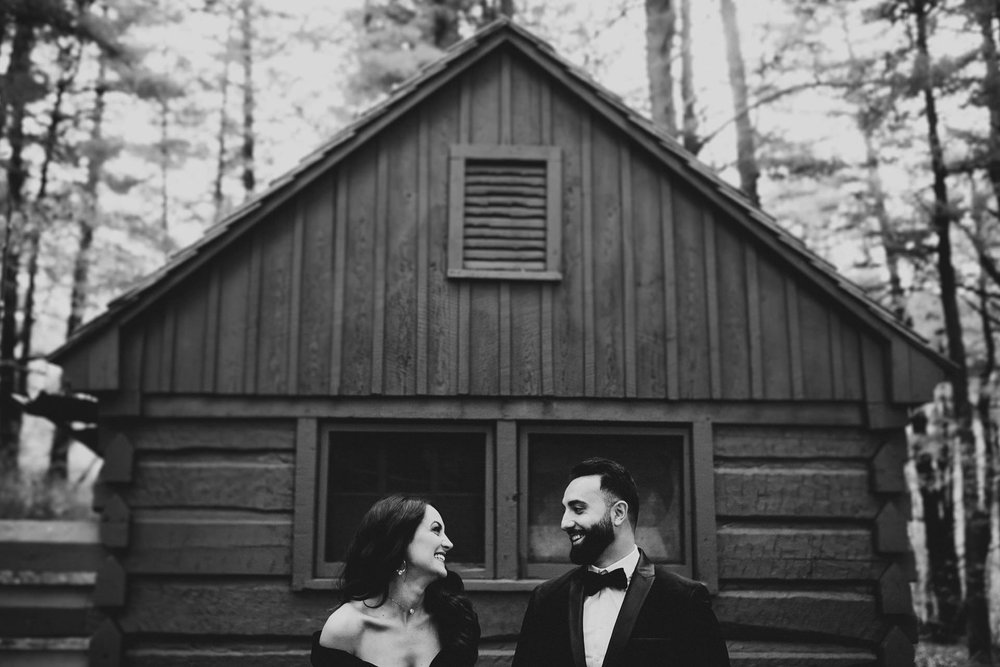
(0, 1, 998, 665)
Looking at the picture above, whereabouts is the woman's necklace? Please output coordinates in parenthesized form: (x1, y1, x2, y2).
(387, 595, 416, 617)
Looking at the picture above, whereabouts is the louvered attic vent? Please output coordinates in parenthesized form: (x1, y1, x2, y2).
(448, 144, 562, 281)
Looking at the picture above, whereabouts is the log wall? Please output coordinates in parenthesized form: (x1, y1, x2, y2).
(90, 411, 915, 666)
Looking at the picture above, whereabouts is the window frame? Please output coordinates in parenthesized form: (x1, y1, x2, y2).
(517, 423, 694, 580)
(299, 421, 495, 588)
(293, 417, 718, 592)
(447, 143, 562, 281)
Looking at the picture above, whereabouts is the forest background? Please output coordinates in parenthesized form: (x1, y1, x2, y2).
(0, 0, 997, 663)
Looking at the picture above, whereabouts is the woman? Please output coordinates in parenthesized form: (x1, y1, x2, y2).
(312, 495, 480, 666)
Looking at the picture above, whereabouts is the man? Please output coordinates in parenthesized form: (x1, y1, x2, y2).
(512, 457, 730, 667)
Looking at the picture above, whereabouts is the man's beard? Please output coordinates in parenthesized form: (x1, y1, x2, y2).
(568, 512, 615, 565)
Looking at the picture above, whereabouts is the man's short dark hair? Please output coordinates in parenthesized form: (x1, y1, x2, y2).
(570, 457, 640, 527)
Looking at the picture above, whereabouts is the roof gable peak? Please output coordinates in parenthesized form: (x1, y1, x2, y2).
(50, 15, 950, 381)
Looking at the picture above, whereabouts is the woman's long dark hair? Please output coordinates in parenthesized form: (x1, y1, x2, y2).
(339, 495, 479, 663)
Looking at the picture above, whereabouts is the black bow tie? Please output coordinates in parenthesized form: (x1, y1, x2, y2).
(582, 568, 628, 596)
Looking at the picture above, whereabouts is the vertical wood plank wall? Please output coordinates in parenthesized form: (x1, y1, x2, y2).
(118, 50, 877, 403)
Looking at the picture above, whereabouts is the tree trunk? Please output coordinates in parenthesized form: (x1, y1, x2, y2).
(839, 4, 907, 323)
(973, 180, 996, 534)
(912, 0, 990, 660)
(18, 224, 39, 393)
(213, 11, 237, 221)
(861, 128, 907, 322)
(916, 438, 963, 639)
(970, 1, 1000, 654)
(499, 0, 514, 18)
(987, 381, 1000, 544)
(47, 427, 73, 482)
(0, 17, 37, 473)
(679, 0, 700, 154)
(974, 0, 1000, 204)
(423, 2, 461, 49)
(240, 0, 255, 199)
(20, 38, 81, 396)
(718, 0, 759, 205)
(644, 0, 677, 135)
(35, 37, 82, 482)
(973, 177, 996, 382)
(158, 97, 171, 245)
(979, 277, 996, 382)
(67, 48, 108, 338)
(0, 14, 10, 148)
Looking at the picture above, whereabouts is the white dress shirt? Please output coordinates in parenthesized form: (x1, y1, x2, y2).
(582, 545, 640, 667)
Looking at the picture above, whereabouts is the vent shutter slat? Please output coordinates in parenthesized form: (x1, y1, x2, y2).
(466, 167, 545, 178)
(464, 228, 546, 239)
(464, 239, 547, 249)
(466, 195, 547, 207)
(465, 205, 546, 218)
(465, 260, 547, 271)
(466, 184, 547, 197)
(465, 249, 547, 260)
(465, 175, 545, 186)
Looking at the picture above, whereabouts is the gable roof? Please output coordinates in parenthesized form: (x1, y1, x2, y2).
(49, 17, 952, 381)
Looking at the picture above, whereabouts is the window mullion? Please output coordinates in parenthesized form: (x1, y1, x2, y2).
(495, 419, 519, 579)
(692, 418, 719, 593)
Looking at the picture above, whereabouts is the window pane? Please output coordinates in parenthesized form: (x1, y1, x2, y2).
(527, 433, 684, 563)
(325, 431, 486, 566)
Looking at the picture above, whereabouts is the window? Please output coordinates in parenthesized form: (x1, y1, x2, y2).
(519, 425, 691, 579)
(294, 419, 714, 590)
(447, 144, 562, 281)
(314, 424, 493, 580)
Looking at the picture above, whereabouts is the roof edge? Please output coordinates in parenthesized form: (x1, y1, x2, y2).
(49, 18, 953, 382)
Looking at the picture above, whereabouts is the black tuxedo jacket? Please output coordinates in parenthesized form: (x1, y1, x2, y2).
(512, 551, 730, 667)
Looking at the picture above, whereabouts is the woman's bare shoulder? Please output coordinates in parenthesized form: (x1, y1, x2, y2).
(319, 602, 368, 650)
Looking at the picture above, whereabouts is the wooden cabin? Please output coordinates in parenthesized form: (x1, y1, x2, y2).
(50, 19, 948, 667)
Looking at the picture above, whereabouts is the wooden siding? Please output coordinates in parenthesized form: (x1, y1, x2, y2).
(59, 324, 118, 392)
(104, 50, 883, 404)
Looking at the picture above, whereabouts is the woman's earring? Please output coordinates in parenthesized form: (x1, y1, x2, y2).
(396, 562, 406, 576)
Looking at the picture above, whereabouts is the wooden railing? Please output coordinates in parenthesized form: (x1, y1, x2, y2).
(0, 520, 103, 667)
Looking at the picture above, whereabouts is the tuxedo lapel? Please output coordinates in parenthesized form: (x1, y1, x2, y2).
(568, 568, 587, 667)
(601, 551, 654, 667)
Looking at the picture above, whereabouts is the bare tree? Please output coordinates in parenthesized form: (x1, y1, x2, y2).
(67, 47, 108, 337)
(679, 0, 700, 154)
(908, 0, 989, 659)
(240, 0, 255, 199)
(0, 15, 39, 471)
(719, 0, 759, 205)
(838, 10, 909, 322)
(644, 0, 677, 135)
(19, 35, 83, 392)
(972, 0, 1000, 205)
(213, 8, 238, 219)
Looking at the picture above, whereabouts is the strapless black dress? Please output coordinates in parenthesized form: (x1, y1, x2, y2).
(310, 632, 469, 667)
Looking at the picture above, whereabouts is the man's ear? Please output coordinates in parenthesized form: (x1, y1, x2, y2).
(611, 499, 629, 526)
